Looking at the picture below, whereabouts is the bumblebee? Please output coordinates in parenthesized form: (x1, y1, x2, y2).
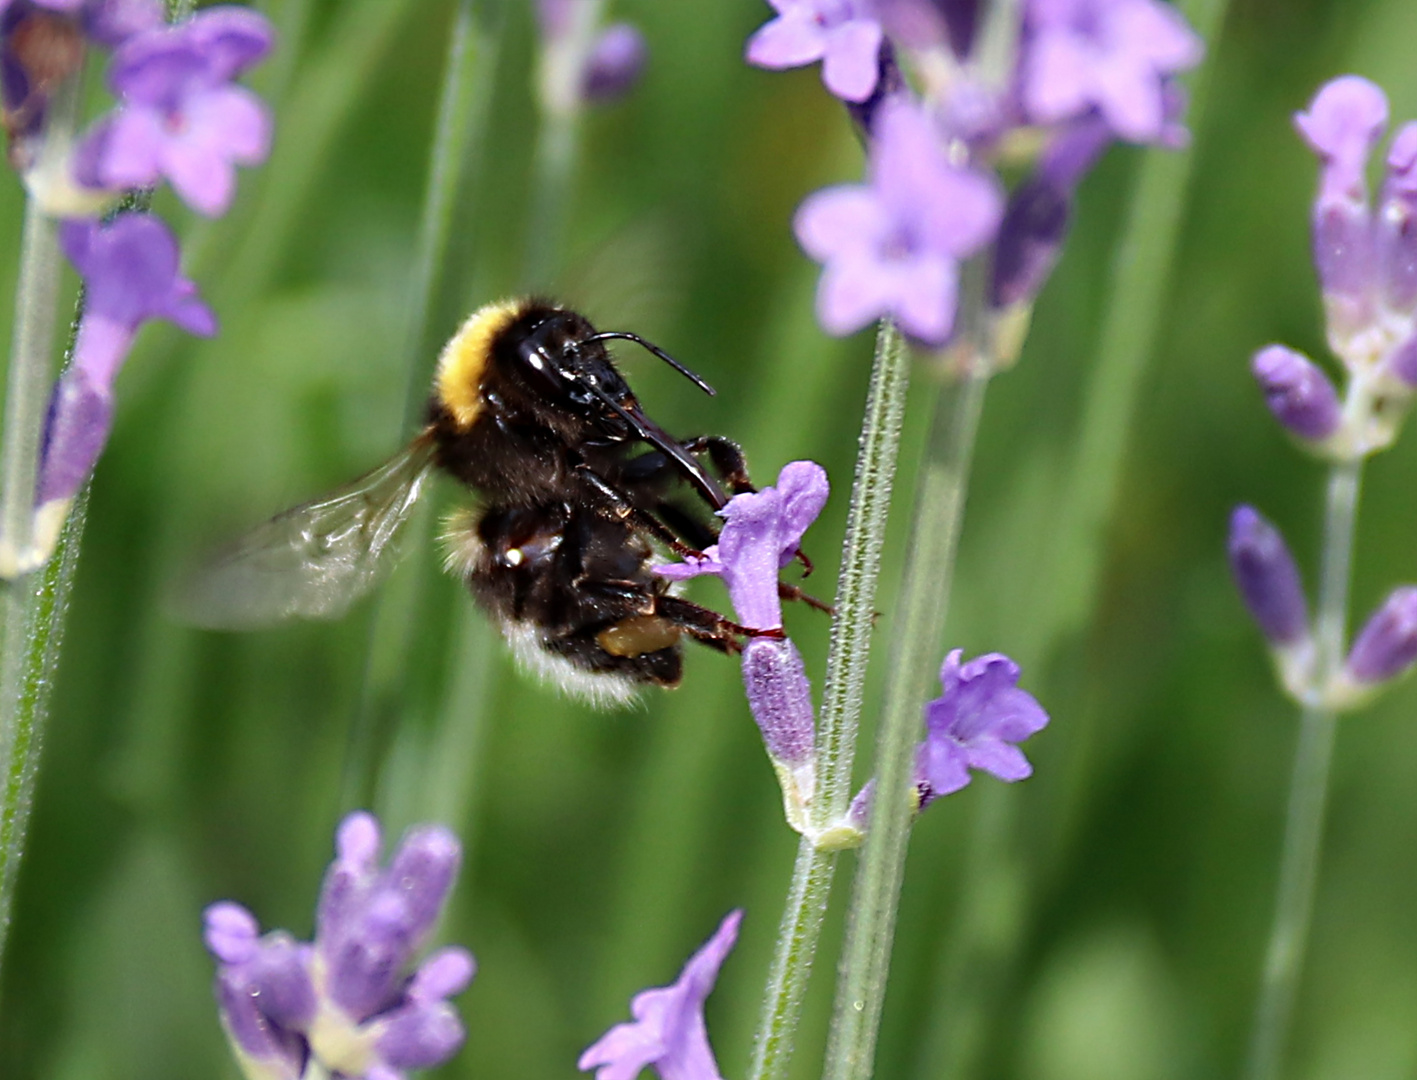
(186, 298, 795, 705)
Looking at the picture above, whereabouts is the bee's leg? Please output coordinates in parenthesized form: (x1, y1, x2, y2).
(680, 435, 756, 495)
(574, 464, 707, 560)
(681, 436, 820, 577)
(654, 594, 785, 655)
(778, 581, 834, 615)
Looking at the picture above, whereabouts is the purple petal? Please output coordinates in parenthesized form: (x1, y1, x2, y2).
(579, 911, 740, 1080)
(90, 106, 164, 190)
(160, 125, 239, 217)
(1228, 505, 1310, 647)
(1295, 75, 1388, 204)
(820, 18, 882, 102)
(794, 185, 892, 261)
(916, 735, 972, 798)
(815, 256, 900, 336)
(1251, 344, 1341, 441)
(185, 4, 275, 80)
(884, 250, 957, 343)
(409, 947, 476, 1000)
(1346, 587, 1417, 684)
(375, 1001, 466, 1070)
(203, 901, 261, 965)
(35, 357, 116, 507)
(745, 9, 828, 69)
(582, 22, 647, 103)
(774, 460, 829, 559)
(962, 737, 1034, 781)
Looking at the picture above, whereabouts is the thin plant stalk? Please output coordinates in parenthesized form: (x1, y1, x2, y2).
(748, 320, 911, 1080)
(1243, 460, 1361, 1080)
(0, 489, 87, 975)
(342, 0, 503, 817)
(523, 0, 604, 290)
(821, 353, 990, 1080)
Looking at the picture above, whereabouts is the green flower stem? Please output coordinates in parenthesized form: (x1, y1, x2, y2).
(1244, 460, 1361, 1080)
(523, 0, 604, 289)
(0, 199, 60, 572)
(345, 0, 504, 822)
(823, 351, 991, 1080)
(748, 320, 910, 1080)
(0, 490, 86, 974)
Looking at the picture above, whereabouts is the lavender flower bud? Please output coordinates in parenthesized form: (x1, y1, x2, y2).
(580, 23, 646, 103)
(1345, 587, 1417, 684)
(1385, 333, 1417, 387)
(1227, 506, 1310, 647)
(1251, 345, 1342, 441)
(742, 637, 816, 768)
(1379, 121, 1417, 311)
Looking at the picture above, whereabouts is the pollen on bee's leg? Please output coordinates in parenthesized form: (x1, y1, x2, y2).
(597, 615, 682, 657)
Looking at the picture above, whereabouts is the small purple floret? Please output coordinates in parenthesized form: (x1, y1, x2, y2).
(657, 460, 828, 632)
(1346, 587, 1417, 684)
(1251, 344, 1342, 441)
(1227, 506, 1310, 648)
(746, 0, 884, 103)
(915, 650, 1049, 807)
(1021, 0, 1202, 144)
(742, 637, 816, 767)
(79, 4, 273, 215)
(795, 98, 1003, 343)
(582, 23, 646, 103)
(36, 214, 214, 509)
(579, 910, 741, 1080)
(203, 812, 473, 1080)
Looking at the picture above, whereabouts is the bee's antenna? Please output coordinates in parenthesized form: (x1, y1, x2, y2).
(583, 332, 717, 397)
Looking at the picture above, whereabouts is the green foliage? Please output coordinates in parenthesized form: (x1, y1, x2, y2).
(5, 1, 1417, 1078)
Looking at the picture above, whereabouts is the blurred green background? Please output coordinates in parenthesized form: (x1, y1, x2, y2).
(4, 1, 1417, 1078)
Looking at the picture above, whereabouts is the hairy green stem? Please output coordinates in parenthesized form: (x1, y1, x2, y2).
(748, 320, 911, 1080)
(0, 490, 87, 977)
(1243, 460, 1361, 1080)
(823, 355, 990, 1080)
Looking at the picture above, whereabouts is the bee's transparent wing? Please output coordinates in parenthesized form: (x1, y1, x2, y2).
(178, 434, 438, 629)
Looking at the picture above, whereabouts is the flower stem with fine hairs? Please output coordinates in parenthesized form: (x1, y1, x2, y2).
(748, 320, 910, 1080)
(823, 275, 994, 1080)
(1244, 460, 1361, 1080)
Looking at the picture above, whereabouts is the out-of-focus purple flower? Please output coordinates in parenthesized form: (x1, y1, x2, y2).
(78, 5, 273, 215)
(580, 910, 741, 1080)
(1345, 587, 1417, 685)
(1251, 345, 1342, 442)
(745, 0, 884, 103)
(1295, 76, 1386, 317)
(203, 812, 474, 1080)
(1021, 0, 1202, 144)
(34, 214, 213, 545)
(873, 0, 981, 57)
(915, 650, 1049, 807)
(992, 115, 1110, 308)
(581, 23, 646, 102)
(1227, 506, 1310, 649)
(657, 460, 828, 632)
(1379, 122, 1417, 313)
(795, 98, 1003, 343)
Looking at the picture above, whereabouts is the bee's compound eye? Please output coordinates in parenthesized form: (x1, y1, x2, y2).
(597, 615, 682, 657)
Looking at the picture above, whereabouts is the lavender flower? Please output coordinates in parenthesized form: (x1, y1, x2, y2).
(203, 811, 474, 1080)
(1020, 0, 1202, 144)
(657, 462, 828, 832)
(1345, 587, 1417, 686)
(30, 214, 214, 558)
(914, 649, 1049, 807)
(795, 97, 1003, 343)
(1251, 344, 1343, 442)
(78, 4, 274, 216)
(581, 22, 646, 103)
(656, 460, 828, 632)
(580, 910, 741, 1080)
(1227, 506, 1310, 649)
(745, 0, 884, 103)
